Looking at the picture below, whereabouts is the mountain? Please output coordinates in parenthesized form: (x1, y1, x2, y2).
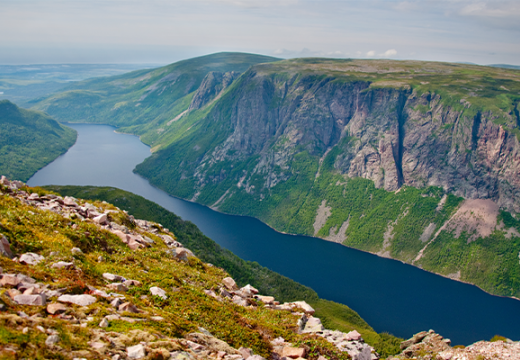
(29, 54, 520, 298)
(30, 52, 280, 149)
(0, 100, 76, 181)
(0, 176, 403, 359)
(134, 58, 520, 298)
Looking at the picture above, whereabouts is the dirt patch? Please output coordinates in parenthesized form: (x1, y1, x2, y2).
(313, 200, 332, 235)
(420, 223, 437, 242)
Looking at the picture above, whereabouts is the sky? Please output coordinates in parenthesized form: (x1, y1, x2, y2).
(1, 0, 519, 65)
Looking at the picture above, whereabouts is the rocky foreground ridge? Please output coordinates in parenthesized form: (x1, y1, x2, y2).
(1, 176, 519, 360)
(0, 176, 378, 360)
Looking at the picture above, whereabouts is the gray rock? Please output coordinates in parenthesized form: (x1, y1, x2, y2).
(51, 261, 74, 269)
(93, 214, 108, 225)
(127, 344, 146, 359)
(19, 253, 45, 265)
(99, 318, 109, 328)
(110, 298, 123, 308)
(45, 334, 60, 347)
(103, 272, 125, 282)
(302, 316, 324, 333)
(71, 247, 83, 255)
(13, 294, 46, 306)
(58, 294, 96, 306)
(150, 286, 167, 299)
(222, 277, 238, 291)
(290, 301, 315, 315)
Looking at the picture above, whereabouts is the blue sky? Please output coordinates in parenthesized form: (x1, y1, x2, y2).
(1, 0, 519, 65)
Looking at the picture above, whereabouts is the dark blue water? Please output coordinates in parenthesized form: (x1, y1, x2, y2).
(28, 123, 520, 345)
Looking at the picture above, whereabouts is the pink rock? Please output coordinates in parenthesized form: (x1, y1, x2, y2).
(281, 347, 306, 359)
(222, 277, 238, 290)
(0, 274, 21, 287)
(93, 214, 108, 225)
(345, 330, 362, 341)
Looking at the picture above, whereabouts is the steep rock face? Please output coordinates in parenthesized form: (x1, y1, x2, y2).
(188, 70, 520, 212)
(189, 71, 239, 111)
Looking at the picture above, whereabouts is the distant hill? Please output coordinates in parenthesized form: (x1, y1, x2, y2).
(0, 100, 76, 181)
(30, 52, 280, 148)
(488, 64, 520, 70)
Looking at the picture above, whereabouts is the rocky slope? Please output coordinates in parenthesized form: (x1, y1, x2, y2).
(0, 176, 403, 359)
(0, 100, 77, 181)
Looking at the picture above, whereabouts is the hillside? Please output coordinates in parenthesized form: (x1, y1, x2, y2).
(0, 176, 410, 359)
(0, 100, 76, 181)
(27, 54, 520, 298)
(29, 53, 279, 149)
(133, 58, 520, 298)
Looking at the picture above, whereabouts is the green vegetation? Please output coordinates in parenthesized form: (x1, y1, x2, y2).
(0, 100, 76, 181)
(44, 185, 403, 356)
(30, 53, 280, 151)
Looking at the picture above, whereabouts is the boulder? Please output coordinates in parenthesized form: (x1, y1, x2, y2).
(222, 277, 238, 291)
(93, 214, 108, 225)
(19, 253, 45, 265)
(127, 344, 146, 359)
(58, 294, 97, 306)
(302, 316, 324, 333)
(242, 284, 259, 294)
(173, 247, 192, 261)
(291, 301, 315, 315)
(127, 236, 143, 250)
(150, 286, 167, 299)
(239, 347, 252, 359)
(47, 303, 68, 315)
(45, 334, 60, 347)
(110, 298, 123, 308)
(51, 261, 75, 269)
(232, 295, 249, 307)
(0, 274, 21, 287)
(63, 196, 78, 207)
(0, 234, 13, 258)
(118, 302, 139, 313)
(345, 330, 362, 341)
(7, 288, 22, 298)
(13, 294, 46, 306)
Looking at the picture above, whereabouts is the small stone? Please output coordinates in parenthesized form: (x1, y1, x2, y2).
(36, 325, 45, 332)
(281, 347, 306, 359)
(118, 302, 139, 313)
(107, 283, 128, 292)
(255, 295, 275, 304)
(0, 304, 5, 311)
(58, 294, 96, 306)
(150, 286, 167, 299)
(150, 316, 164, 322)
(222, 277, 238, 290)
(7, 288, 22, 298)
(97, 255, 105, 262)
(239, 347, 252, 359)
(49, 252, 60, 257)
(51, 261, 75, 269)
(110, 298, 123, 308)
(19, 252, 45, 265)
(47, 303, 68, 315)
(302, 316, 324, 333)
(127, 344, 146, 359)
(103, 273, 125, 282)
(45, 334, 60, 347)
(63, 196, 78, 207)
(22, 327, 29, 334)
(123, 279, 142, 287)
(242, 284, 259, 294)
(13, 294, 46, 306)
(99, 318, 109, 328)
(71, 247, 83, 255)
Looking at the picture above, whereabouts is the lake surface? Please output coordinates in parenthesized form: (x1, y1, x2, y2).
(29, 123, 520, 345)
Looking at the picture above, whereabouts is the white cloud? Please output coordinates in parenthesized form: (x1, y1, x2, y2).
(380, 49, 397, 57)
(366, 50, 376, 57)
(459, 1, 520, 18)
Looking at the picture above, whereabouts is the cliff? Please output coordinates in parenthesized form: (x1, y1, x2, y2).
(134, 58, 520, 298)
